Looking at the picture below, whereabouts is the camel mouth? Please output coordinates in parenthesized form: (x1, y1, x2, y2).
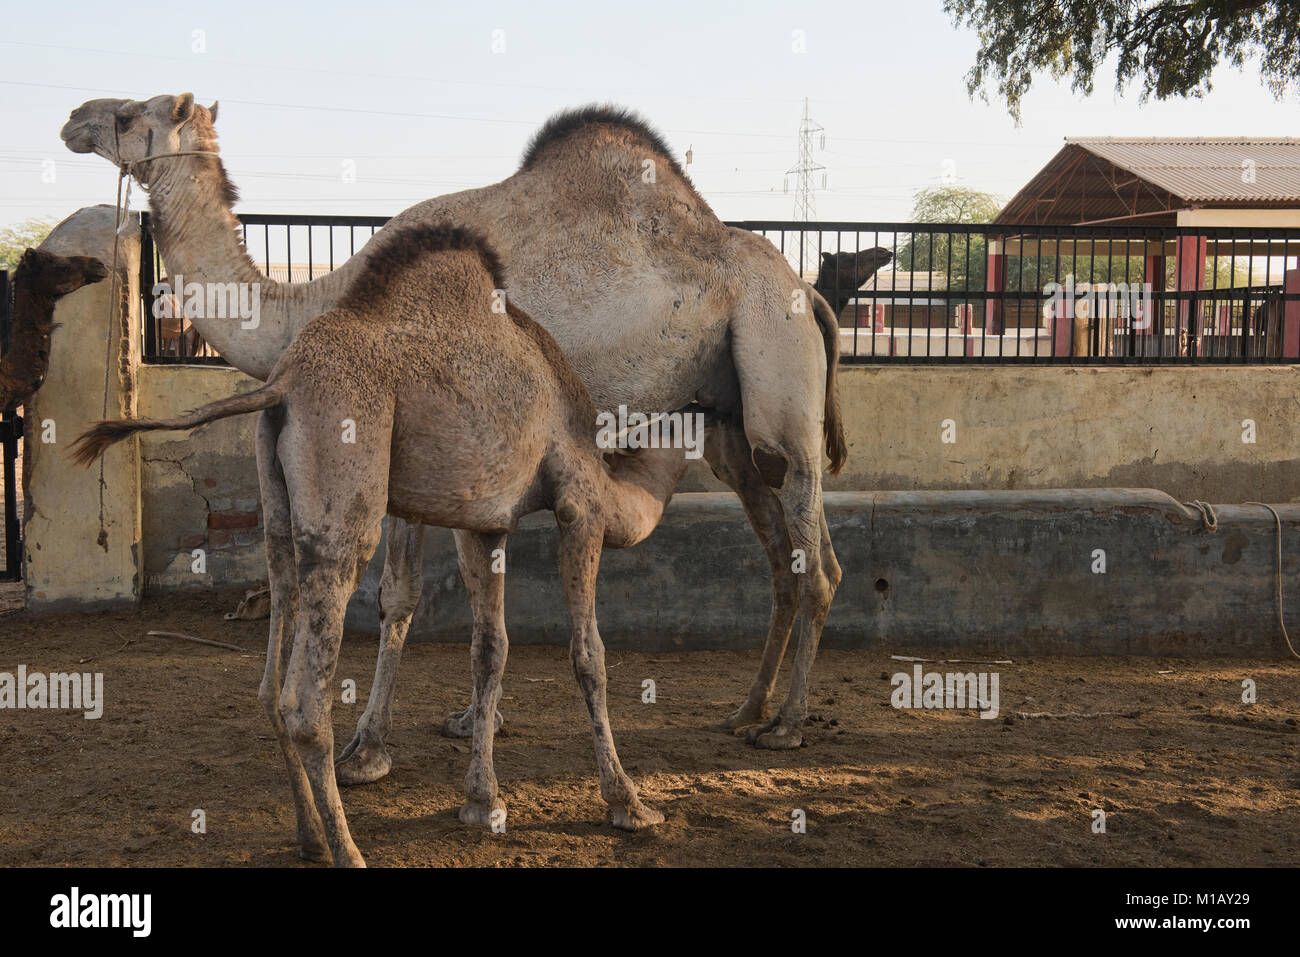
(60, 119, 96, 154)
(84, 261, 109, 283)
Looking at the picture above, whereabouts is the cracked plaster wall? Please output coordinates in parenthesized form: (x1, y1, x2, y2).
(136, 365, 266, 592)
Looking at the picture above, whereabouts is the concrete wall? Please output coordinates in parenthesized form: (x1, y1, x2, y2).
(21, 208, 267, 608)
(23, 207, 142, 610)
(88, 356, 1300, 595)
(117, 361, 1300, 597)
(135, 365, 265, 590)
(345, 490, 1300, 655)
(845, 365, 1300, 501)
(679, 365, 1300, 502)
(121, 363, 1300, 514)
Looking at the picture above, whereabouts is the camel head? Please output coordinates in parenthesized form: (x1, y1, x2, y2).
(61, 93, 220, 184)
(16, 248, 108, 297)
(813, 247, 893, 314)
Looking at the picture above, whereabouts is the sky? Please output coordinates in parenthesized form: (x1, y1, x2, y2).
(1, 0, 1296, 232)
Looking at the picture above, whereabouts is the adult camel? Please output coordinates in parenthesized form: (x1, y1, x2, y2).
(61, 94, 847, 782)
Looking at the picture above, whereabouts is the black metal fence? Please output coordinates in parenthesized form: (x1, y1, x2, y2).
(737, 221, 1300, 364)
(0, 269, 22, 581)
(0, 412, 18, 582)
(140, 213, 389, 364)
(140, 216, 1300, 365)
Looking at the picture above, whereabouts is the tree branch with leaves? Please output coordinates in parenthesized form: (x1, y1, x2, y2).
(0, 218, 58, 272)
(946, 0, 1300, 122)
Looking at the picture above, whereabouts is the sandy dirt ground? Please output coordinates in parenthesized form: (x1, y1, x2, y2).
(1, 591, 1297, 867)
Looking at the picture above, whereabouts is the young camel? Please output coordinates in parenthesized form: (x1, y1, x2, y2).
(1, 248, 107, 412)
(73, 224, 688, 867)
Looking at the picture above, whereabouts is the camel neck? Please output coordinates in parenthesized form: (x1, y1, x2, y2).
(4, 283, 56, 404)
(598, 444, 690, 548)
(140, 155, 308, 380)
(145, 156, 266, 289)
(11, 282, 54, 329)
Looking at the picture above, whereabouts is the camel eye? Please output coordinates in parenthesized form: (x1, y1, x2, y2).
(116, 114, 131, 129)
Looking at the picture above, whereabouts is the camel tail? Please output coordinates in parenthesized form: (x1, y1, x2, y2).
(810, 288, 848, 475)
(69, 381, 288, 467)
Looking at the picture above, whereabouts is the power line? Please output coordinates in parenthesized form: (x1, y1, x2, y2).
(0, 77, 1060, 149)
(0, 38, 816, 108)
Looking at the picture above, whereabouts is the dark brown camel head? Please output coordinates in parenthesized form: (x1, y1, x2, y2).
(1, 249, 106, 412)
(15, 247, 108, 298)
(813, 247, 892, 315)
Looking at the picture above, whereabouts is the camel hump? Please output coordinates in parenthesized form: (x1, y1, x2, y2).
(520, 103, 685, 179)
(342, 222, 506, 309)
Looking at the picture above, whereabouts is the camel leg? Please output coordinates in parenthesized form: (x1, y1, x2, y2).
(277, 404, 387, 868)
(556, 502, 663, 830)
(745, 459, 839, 750)
(703, 418, 799, 729)
(253, 410, 328, 861)
(728, 287, 842, 750)
(279, 509, 383, 868)
(452, 529, 511, 827)
(441, 530, 506, 740)
(441, 692, 503, 739)
(279, 555, 366, 867)
(336, 518, 424, 785)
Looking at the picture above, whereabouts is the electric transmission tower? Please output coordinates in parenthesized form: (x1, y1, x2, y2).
(784, 97, 826, 273)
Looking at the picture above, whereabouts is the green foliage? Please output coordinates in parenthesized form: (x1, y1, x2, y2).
(910, 185, 1004, 224)
(0, 218, 58, 272)
(945, 0, 1300, 122)
(896, 186, 1003, 289)
(896, 187, 1164, 294)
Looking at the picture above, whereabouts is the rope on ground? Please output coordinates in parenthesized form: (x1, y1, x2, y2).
(145, 630, 262, 655)
(1244, 502, 1300, 660)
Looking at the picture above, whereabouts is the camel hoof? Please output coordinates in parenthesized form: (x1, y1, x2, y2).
(297, 839, 331, 863)
(336, 729, 363, 762)
(612, 801, 665, 831)
(334, 739, 392, 786)
(723, 700, 766, 730)
(441, 707, 504, 739)
(333, 849, 367, 868)
(458, 797, 507, 829)
(746, 717, 803, 750)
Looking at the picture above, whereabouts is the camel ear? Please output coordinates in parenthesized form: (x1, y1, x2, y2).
(821, 252, 835, 267)
(207, 101, 219, 123)
(171, 92, 195, 123)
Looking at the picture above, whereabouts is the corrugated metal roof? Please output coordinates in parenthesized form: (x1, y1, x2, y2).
(995, 137, 1300, 226)
(1068, 137, 1300, 204)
